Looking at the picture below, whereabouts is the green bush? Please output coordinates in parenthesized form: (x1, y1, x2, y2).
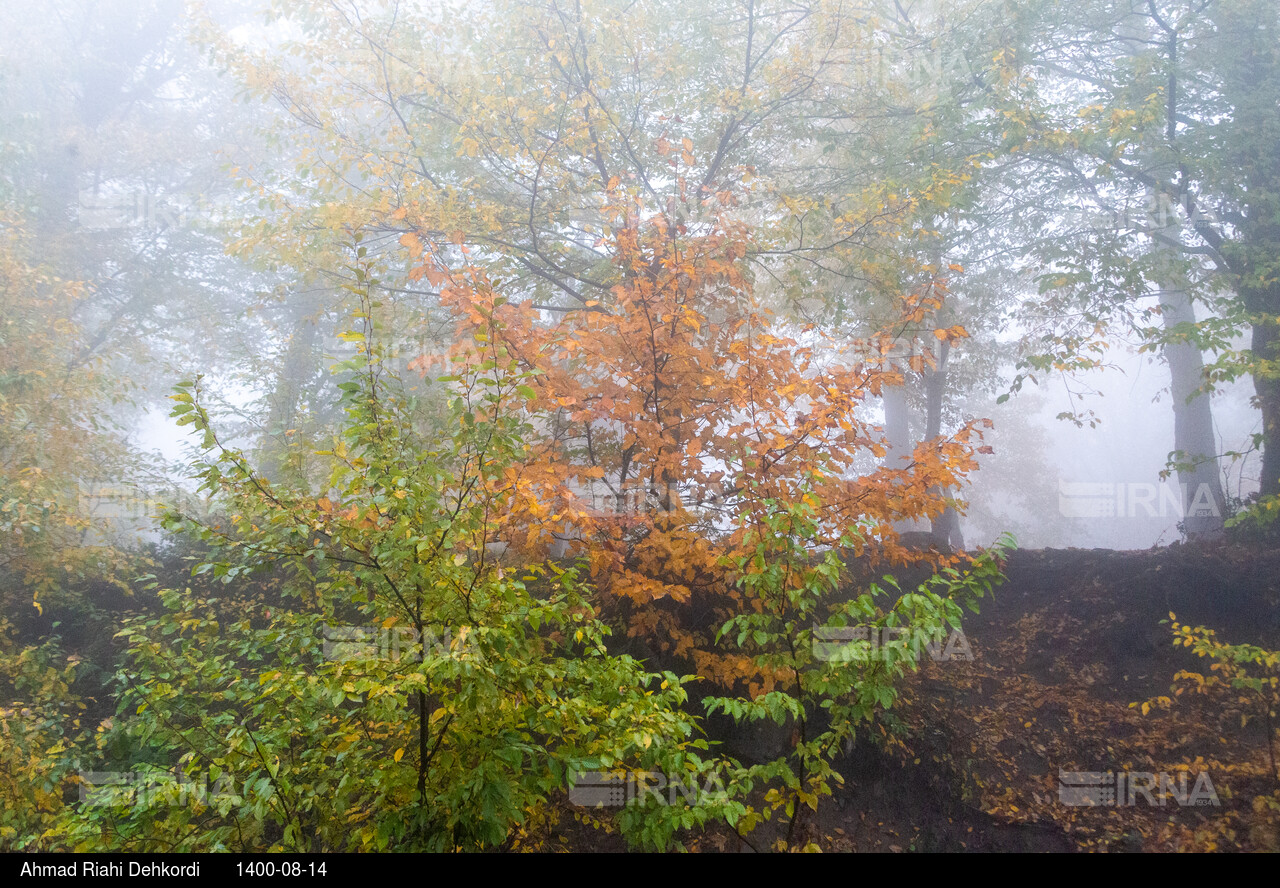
(64, 258, 700, 851)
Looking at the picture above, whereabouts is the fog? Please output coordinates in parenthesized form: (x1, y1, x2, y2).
(3, 0, 1275, 554)
(6, 0, 1280, 858)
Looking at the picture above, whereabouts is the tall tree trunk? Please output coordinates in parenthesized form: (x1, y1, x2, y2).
(1156, 248, 1226, 537)
(924, 340, 964, 549)
(1251, 306, 1280, 500)
(260, 304, 319, 483)
(1239, 181, 1280, 501)
(883, 372, 911, 463)
(883, 361, 929, 535)
(1215, 0, 1280, 498)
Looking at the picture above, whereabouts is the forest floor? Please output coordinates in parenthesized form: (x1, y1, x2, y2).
(546, 542, 1280, 852)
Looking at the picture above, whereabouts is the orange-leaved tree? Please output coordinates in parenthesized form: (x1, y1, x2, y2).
(199, 0, 995, 692)
(407, 183, 990, 691)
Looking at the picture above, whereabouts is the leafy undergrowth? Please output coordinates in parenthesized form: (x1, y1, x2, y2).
(882, 543, 1280, 852)
(542, 542, 1280, 851)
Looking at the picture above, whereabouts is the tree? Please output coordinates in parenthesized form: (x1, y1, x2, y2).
(701, 477, 1013, 850)
(0, 201, 133, 609)
(67, 247, 707, 851)
(951, 0, 1279, 526)
(415, 187, 988, 688)
(0, 163, 130, 855)
(195, 0, 993, 685)
(745, 0, 1018, 552)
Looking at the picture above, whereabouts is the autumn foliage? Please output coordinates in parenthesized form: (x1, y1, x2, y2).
(403, 183, 990, 685)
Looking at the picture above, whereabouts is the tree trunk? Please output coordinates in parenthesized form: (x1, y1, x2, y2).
(1157, 255, 1226, 537)
(1239, 188, 1280, 502)
(260, 304, 319, 483)
(1252, 313, 1280, 500)
(883, 361, 930, 535)
(884, 370, 911, 461)
(924, 340, 964, 549)
(1215, 1, 1280, 499)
